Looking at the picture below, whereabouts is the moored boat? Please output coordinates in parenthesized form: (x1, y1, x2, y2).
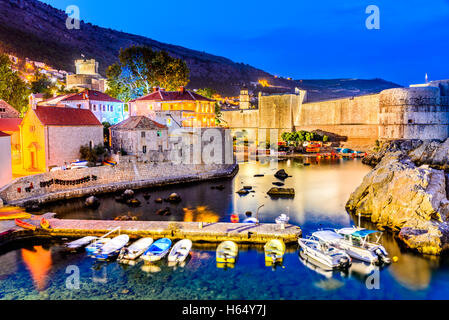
(15, 219, 37, 231)
(94, 235, 130, 260)
(298, 236, 351, 270)
(216, 241, 238, 264)
(86, 238, 111, 257)
(40, 218, 50, 230)
(141, 238, 172, 262)
(118, 237, 154, 263)
(65, 236, 98, 252)
(168, 239, 192, 263)
(335, 227, 391, 265)
(264, 239, 286, 265)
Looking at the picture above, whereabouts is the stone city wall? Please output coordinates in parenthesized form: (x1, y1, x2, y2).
(0, 160, 238, 205)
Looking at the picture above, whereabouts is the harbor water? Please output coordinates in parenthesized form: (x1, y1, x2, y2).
(1, 158, 449, 300)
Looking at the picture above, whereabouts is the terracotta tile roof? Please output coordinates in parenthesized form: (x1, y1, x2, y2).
(62, 89, 123, 103)
(0, 131, 10, 137)
(0, 118, 22, 132)
(0, 100, 20, 115)
(111, 116, 166, 130)
(132, 89, 214, 103)
(34, 107, 102, 126)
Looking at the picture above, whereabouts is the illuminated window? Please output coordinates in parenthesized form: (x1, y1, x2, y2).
(29, 125, 35, 133)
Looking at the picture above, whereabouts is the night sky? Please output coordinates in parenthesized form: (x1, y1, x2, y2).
(42, 0, 449, 86)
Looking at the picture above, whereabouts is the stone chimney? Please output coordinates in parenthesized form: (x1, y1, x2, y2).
(152, 87, 159, 93)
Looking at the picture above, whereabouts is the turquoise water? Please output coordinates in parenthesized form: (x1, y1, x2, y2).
(1, 158, 449, 300)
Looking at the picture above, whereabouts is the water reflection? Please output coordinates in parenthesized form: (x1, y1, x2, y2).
(21, 246, 52, 291)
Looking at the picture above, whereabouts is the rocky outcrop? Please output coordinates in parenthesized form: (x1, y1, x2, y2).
(347, 152, 449, 255)
(363, 139, 449, 170)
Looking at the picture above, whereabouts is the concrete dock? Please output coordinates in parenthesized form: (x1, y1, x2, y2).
(0, 214, 302, 245)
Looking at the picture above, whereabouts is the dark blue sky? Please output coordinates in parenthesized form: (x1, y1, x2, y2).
(42, 0, 449, 86)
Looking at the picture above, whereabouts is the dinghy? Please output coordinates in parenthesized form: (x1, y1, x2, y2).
(264, 239, 286, 264)
(168, 239, 192, 263)
(216, 241, 238, 264)
(298, 236, 351, 270)
(141, 238, 172, 262)
(15, 219, 36, 231)
(94, 235, 130, 261)
(118, 237, 154, 263)
(86, 238, 111, 257)
(243, 217, 259, 224)
(65, 236, 98, 252)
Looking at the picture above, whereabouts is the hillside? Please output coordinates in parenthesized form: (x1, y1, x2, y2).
(0, 0, 401, 97)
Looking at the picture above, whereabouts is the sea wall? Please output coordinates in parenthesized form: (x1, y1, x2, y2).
(0, 161, 238, 206)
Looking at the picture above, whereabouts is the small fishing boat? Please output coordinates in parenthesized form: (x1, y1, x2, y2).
(298, 236, 351, 270)
(275, 213, 290, 224)
(264, 239, 286, 264)
(141, 238, 172, 262)
(40, 218, 50, 230)
(0, 207, 31, 221)
(334, 227, 391, 264)
(65, 236, 98, 252)
(70, 160, 88, 168)
(86, 238, 111, 257)
(94, 235, 130, 260)
(118, 237, 154, 262)
(216, 241, 238, 264)
(168, 239, 192, 263)
(15, 219, 36, 231)
(103, 160, 117, 166)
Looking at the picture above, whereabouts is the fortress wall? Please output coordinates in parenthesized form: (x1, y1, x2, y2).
(221, 109, 259, 130)
(379, 87, 449, 140)
(295, 94, 380, 143)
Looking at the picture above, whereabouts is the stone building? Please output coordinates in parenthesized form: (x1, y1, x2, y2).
(0, 131, 12, 187)
(129, 87, 216, 129)
(222, 81, 449, 147)
(0, 100, 20, 118)
(66, 59, 107, 92)
(38, 89, 126, 125)
(20, 107, 103, 172)
(110, 116, 169, 162)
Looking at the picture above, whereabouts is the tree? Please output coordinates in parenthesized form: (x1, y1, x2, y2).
(106, 46, 190, 102)
(80, 144, 108, 164)
(0, 54, 29, 114)
(102, 122, 111, 146)
(30, 72, 57, 98)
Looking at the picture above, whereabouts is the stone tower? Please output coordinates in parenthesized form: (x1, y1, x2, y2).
(239, 86, 250, 110)
(75, 59, 99, 76)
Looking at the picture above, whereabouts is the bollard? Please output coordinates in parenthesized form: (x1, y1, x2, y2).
(280, 223, 285, 230)
(198, 222, 203, 229)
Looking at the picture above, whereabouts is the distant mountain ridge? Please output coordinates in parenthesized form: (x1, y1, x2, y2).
(0, 0, 402, 97)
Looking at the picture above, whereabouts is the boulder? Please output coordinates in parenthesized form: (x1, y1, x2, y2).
(143, 193, 151, 200)
(254, 174, 265, 177)
(126, 199, 141, 207)
(166, 193, 182, 203)
(85, 196, 100, 208)
(236, 189, 250, 195)
(347, 152, 449, 255)
(267, 187, 295, 198)
(122, 189, 134, 199)
(274, 169, 289, 180)
(156, 207, 171, 216)
(272, 182, 285, 187)
(155, 198, 163, 203)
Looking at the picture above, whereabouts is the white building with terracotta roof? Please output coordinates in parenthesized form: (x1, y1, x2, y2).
(129, 87, 216, 129)
(38, 89, 127, 125)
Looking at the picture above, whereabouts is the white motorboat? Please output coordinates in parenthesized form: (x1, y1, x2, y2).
(118, 237, 154, 262)
(94, 235, 130, 260)
(298, 237, 351, 270)
(65, 236, 98, 252)
(314, 228, 390, 265)
(168, 239, 192, 263)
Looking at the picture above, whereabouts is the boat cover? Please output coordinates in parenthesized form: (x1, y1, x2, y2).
(338, 228, 378, 237)
(313, 230, 344, 242)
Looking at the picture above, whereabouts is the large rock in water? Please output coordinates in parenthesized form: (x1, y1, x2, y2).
(347, 152, 449, 255)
